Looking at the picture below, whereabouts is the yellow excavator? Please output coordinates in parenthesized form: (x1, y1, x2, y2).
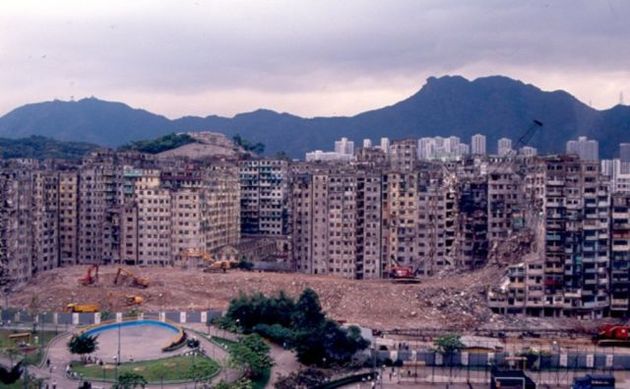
(114, 267, 150, 288)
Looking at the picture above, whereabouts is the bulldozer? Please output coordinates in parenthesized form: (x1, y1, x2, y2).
(114, 267, 150, 288)
(125, 295, 144, 306)
(204, 259, 238, 273)
(78, 264, 99, 286)
(183, 247, 237, 273)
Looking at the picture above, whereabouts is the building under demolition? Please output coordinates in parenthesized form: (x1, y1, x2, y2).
(1, 139, 629, 320)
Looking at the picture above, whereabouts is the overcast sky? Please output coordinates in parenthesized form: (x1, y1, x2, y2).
(1, 0, 629, 118)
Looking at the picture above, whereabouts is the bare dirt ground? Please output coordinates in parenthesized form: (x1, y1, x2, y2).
(8, 265, 604, 332)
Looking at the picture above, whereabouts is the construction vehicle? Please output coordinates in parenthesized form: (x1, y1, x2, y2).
(388, 258, 420, 283)
(78, 264, 99, 286)
(125, 295, 144, 306)
(183, 247, 238, 273)
(204, 259, 238, 273)
(595, 324, 630, 346)
(66, 303, 100, 313)
(114, 267, 150, 288)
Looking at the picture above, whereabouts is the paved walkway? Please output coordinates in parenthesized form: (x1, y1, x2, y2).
(1, 325, 242, 388)
(268, 342, 300, 387)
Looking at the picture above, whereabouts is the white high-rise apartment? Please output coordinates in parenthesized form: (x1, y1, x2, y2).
(459, 143, 470, 155)
(445, 136, 461, 155)
(362, 138, 372, 148)
(566, 136, 599, 161)
(520, 146, 537, 157)
(417, 137, 434, 160)
(471, 134, 487, 155)
(334, 137, 355, 155)
(380, 137, 390, 154)
(498, 137, 513, 156)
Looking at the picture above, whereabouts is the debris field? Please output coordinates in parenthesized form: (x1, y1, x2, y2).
(8, 265, 601, 332)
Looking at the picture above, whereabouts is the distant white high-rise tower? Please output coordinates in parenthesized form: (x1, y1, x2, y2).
(498, 137, 513, 157)
(566, 136, 599, 161)
(334, 137, 355, 155)
(471, 134, 486, 155)
(380, 137, 390, 154)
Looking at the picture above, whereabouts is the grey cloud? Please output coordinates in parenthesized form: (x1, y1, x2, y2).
(1, 0, 629, 115)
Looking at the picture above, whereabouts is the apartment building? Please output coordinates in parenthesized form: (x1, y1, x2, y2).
(487, 166, 525, 255)
(239, 160, 289, 236)
(389, 139, 417, 171)
(0, 160, 61, 285)
(290, 164, 382, 279)
(31, 170, 60, 274)
(610, 193, 630, 316)
(58, 171, 79, 266)
(491, 155, 612, 318)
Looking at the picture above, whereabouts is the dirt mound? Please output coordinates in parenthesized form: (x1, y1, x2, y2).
(6, 265, 583, 331)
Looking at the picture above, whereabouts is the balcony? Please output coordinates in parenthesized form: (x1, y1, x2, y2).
(611, 298, 629, 307)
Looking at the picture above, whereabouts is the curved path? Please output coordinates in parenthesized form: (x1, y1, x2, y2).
(2, 325, 241, 388)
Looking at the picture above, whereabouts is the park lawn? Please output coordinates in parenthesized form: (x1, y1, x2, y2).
(0, 329, 58, 365)
(72, 354, 220, 382)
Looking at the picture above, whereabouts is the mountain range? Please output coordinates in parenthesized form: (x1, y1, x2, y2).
(0, 75, 628, 158)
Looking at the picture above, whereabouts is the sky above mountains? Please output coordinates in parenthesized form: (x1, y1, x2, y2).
(1, 0, 629, 118)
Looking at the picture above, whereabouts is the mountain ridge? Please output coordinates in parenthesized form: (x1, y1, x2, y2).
(0, 75, 627, 158)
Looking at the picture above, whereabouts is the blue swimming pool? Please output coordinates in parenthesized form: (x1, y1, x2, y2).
(84, 319, 179, 336)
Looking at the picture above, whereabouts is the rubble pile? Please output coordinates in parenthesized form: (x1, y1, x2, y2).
(5, 265, 596, 332)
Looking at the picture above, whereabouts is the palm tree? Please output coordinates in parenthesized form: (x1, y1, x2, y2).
(67, 334, 99, 362)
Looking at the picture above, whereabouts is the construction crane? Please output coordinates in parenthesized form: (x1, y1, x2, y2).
(78, 264, 99, 286)
(491, 119, 543, 172)
(114, 267, 150, 288)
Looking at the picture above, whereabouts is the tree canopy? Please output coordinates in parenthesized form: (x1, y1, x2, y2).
(232, 134, 265, 154)
(228, 334, 273, 380)
(219, 288, 368, 368)
(434, 333, 465, 354)
(120, 133, 196, 154)
(112, 371, 148, 389)
(67, 334, 99, 356)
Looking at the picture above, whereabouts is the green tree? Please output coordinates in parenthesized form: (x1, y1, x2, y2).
(67, 334, 99, 360)
(292, 288, 325, 329)
(228, 334, 273, 379)
(434, 333, 464, 368)
(112, 371, 147, 389)
(434, 333, 464, 354)
(232, 134, 265, 154)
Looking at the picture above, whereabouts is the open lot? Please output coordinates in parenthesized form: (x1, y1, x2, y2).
(7, 265, 608, 333)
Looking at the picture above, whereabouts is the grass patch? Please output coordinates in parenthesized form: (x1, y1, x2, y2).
(71, 354, 220, 383)
(0, 330, 58, 366)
